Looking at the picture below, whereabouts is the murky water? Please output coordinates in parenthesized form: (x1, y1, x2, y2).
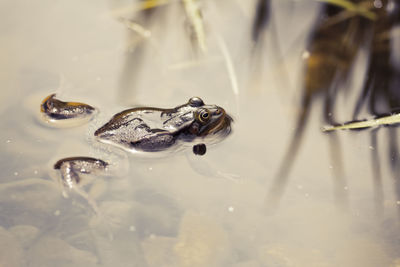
(1, 0, 400, 266)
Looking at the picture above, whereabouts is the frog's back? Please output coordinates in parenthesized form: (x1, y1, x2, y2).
(94, 108, 179, 152)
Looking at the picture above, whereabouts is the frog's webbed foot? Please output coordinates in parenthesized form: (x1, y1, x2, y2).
(54, 157, 108, 189)
(54, 157, 108, 214)
(57, 161, 81, 189)
(54, 157, 108, 192)
(192, 143, 206, 155)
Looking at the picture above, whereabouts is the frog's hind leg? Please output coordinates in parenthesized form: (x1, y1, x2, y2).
(54, 157, 108, 214)
(40, 94, 97, 128)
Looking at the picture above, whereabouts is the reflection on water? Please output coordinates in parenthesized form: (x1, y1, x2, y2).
(270, 1, 373, 210)
(0, 0, 400, 266)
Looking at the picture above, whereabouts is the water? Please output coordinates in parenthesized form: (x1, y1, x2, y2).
(1, 0, 400, 266)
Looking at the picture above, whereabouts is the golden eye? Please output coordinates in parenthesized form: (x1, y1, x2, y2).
(197, 109, 210, 123)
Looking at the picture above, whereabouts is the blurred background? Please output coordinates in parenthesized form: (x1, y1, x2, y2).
(0, 0, 400, 266)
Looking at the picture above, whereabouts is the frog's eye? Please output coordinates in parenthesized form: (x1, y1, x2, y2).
(197, 109, 210, 123)
(189, 97, 204, 107)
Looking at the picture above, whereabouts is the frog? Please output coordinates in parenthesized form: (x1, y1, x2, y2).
(93, 97, 231, 153)
(41, 94, 233, 190)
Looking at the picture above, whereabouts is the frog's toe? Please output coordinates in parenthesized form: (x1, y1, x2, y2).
(193, 143, 206, 155)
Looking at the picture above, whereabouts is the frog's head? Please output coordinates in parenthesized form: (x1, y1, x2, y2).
(185, 98, 233, 139)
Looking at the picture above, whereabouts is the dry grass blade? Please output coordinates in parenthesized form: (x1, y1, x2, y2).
(110, 0, 171, 18)
(216, 35, 239, 98)
(182, 0, 207, 53)
(315, 0, 377, 20)
(118, 18, 152, 39)
(322, 113, 400, 132)
(252, 0, 270, 43)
